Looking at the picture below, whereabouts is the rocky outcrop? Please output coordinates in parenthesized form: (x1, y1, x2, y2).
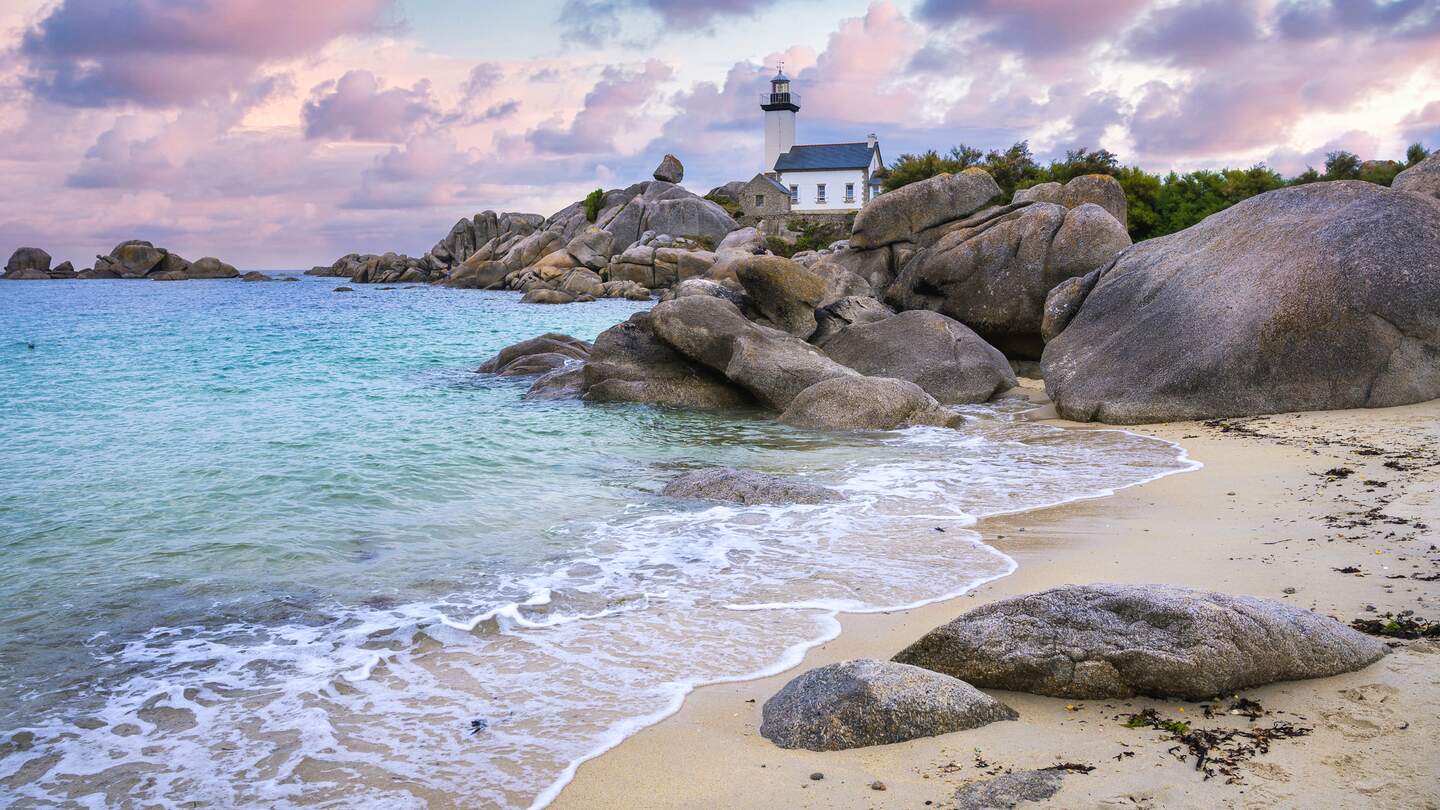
(886, 200, 1131, 359)
(759, 659, 1017, 751)
(661, 468, 838, 505)
(1393, 152, 1440, 202)
(1013, 174, 1128, 228)
(240, 271, 274, 282)
(649, 296, 856, 410)
(779, 376, 959, 430)
(653, 154, 684, 184)
(810, 296, 893, 347)
(78, 240, 241, 281)
(1042, 181, 1440, 423)
(3, 247, 75, 279)
(477, 333, 591, 375)
(822, 311, 1016, 404)
(894, 583, 1389, 700)
(581, 312, 751, 409)
(520, 288, 591, 304)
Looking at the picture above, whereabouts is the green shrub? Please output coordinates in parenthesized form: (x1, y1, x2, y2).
(584, 188, 605, 223)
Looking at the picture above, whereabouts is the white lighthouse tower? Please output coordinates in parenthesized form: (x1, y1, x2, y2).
(761, 67, 798, 172)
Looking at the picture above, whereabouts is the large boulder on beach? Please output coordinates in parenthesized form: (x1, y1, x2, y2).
(822, 311, 1015, 404)
(887, 201, 1131, 359)
(780, 376, 959, 430)
(1042, 181, 1440, 423)
(662, 467, 837, 505)
(850, 169, 1000, 250)
(1393, 152, 1440, 202)
(582, 312, 750, 409)
(4, 247, 52, 278)
(652, 154, 684, 184)
(760, 659, 1017, 751)
(734, 255, 829, 337)
(478, 333, 591, 374)
(893, 583, 1389, 700)
(650, 296, 856, 410)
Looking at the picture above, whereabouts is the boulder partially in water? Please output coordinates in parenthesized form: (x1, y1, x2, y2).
(760, 659, 1017, 751)
(662, 467, 837, 505)
(650, 296, 856, 410)
(893, 583, 1389, 700)
(582, 312, 750, 409)
(779, 376, 959, 431)
(524, 364, 587, 400)
(822, 311, 1015, 404)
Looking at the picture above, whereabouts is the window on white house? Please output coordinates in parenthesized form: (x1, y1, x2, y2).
(755, 194, 765, 207)
(816, 184, 827, 203)
(788, 185, 798, 203)
(844, 183, 855, 202)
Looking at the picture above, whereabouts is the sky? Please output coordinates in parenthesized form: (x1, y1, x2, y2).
(1, 0, 1437, 268)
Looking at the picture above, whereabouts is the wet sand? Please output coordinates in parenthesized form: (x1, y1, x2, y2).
(552, 394, 1440, 809)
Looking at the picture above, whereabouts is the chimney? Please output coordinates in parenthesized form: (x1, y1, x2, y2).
(866, 133, 878, 150)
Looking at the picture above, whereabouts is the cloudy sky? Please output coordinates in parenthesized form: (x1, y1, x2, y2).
(2, 0, 1437, 268)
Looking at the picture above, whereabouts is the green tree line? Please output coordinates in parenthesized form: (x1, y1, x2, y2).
(878, 141, 1432, 242)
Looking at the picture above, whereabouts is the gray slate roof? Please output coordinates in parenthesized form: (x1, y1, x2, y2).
(775, 142, 877, 171)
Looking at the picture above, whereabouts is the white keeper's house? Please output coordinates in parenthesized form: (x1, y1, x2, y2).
(741, 69, 883, 219)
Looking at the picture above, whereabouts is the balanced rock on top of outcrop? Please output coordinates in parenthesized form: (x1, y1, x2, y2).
(1041, 180, 1440, 423)
(760, 659, 1017, 751)
(653, 154, 684, 184)
(893, 583, 1389, 700)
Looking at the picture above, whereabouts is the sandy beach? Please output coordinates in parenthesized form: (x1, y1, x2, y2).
(554, 391, 1440, 809)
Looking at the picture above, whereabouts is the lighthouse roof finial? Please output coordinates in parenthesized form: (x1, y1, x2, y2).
(773, 62, 789, 82)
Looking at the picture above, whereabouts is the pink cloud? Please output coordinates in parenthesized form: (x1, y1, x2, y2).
(19, 0, 395, 107)
(303, 70, 438, 142)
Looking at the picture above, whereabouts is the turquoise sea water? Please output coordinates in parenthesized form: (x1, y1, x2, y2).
(0, 278, 1194, 808)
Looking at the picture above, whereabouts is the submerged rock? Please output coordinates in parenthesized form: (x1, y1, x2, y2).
(759, 659, 1017, 751)
(1041, 181, 1440, 423)
(893, 583, 1389, 700)
(478, 333, 591, 374)
(822, 311, 1015, 404)
(524, 364, 587, 400)
(662, 467, 838, 505)
(240, 271, 274, 282)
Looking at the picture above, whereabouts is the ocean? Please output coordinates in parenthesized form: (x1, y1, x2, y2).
(0, 277, 1195, 808)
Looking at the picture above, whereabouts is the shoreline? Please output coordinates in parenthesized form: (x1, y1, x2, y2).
(552, 397, 1440, 809)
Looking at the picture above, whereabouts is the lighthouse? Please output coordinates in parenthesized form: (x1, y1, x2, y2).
(761, 67, 799, 173)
